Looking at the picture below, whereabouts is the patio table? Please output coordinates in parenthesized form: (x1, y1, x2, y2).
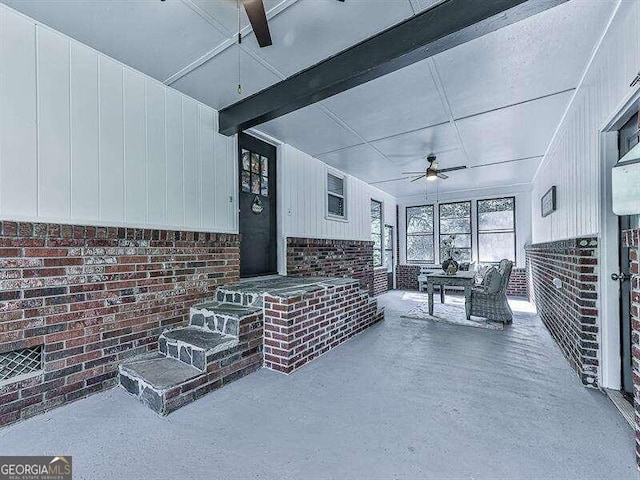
(424, 271, 476, 320)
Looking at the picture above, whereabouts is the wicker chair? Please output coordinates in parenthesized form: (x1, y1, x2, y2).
(466, 259, 514, 323)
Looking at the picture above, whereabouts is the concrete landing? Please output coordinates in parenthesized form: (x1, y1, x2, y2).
(215, 275, 359, 306)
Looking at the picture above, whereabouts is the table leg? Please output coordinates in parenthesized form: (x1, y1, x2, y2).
(427, 282, 434, 315)
(440, 285, 445, 304)
(464, 285, 471, 320)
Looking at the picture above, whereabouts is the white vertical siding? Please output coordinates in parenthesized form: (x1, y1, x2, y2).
(0, 6, 37, 217)
(0, 4, 237, 233)
(37, 27, 70, 219)
(532, 1, 640, 243)
(70, 42, 99, 221)
(123, 67, 147, 224)
(278, 143, 397, 241)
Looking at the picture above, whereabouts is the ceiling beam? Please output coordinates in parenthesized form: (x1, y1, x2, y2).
(218, 0, 567, 136)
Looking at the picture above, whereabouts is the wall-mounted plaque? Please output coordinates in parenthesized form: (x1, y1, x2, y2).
(541, 186, 556, 218)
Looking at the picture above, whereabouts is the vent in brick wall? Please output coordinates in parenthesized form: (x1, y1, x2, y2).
(0, 345, 42, 382)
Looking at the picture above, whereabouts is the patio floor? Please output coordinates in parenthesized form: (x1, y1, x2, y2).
(0, 290, 636, 479)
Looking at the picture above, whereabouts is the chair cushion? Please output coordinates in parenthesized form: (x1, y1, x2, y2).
(474, 264, 490, 286)
(483, 267, 502, 294)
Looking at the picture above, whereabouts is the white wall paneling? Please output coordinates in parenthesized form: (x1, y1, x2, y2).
(0, 4, 237, 233)
(123, 67, 147, 224)
(0, 6, 38, 217)
(98, 55, 124, 223)
(397, 184, 532, 268)
(531, 1, 640, 243)
(70, 42, 99, 220)
(37, 26, 70, 219)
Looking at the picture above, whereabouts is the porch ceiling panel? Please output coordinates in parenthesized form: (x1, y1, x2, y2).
(433, 0, 614, 119)
(1, 0, 228, 81)
(317, 144, 392, 185)
(370, 123, 461, 165)
(320, 60, 449, 142)
(455, 90, 574, 165)
(257, 104, 364, 157)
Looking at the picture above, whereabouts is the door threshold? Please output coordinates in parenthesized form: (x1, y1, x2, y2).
(604, 388, 635, 428)
(238, 274, 281, 283)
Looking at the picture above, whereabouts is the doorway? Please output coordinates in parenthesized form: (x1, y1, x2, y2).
(617, 112, 638, 400)
(238, 133, 277, 278)
(384, 225, 394, 288)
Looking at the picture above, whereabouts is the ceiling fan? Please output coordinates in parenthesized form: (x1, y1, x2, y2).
(402, 154, 467, 182)
(240, 0, 345, 48)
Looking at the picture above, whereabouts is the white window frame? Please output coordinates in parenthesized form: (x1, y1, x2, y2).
(371, 198, 384, 267)
(326, 169, 348, 221)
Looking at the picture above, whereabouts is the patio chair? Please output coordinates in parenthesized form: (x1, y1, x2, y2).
(466, 259, 513, 323)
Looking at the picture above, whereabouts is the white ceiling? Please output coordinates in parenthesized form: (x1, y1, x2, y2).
(2, 0, 617, 198)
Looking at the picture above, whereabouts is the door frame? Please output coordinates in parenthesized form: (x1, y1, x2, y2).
(598, 87, 640, 390)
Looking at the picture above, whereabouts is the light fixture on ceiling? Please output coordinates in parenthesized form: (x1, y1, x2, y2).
(426, 170, 438, 181)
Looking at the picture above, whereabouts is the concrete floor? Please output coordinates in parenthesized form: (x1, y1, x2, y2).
(0, 290, 636, 479)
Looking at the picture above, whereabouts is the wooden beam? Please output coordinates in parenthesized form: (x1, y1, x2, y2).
(218, 0, 567, 136)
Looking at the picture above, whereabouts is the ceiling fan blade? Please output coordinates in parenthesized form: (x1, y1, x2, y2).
(437, 173, 449, 179)
(242, 0, 272, 48)
(370, 177, 409, 184)
(401, 171, 425, 175)
(410, 175, 426, 183)
(438, 165, 467, 173)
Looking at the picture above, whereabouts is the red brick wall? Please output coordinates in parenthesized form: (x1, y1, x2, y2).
(525, 237, 598, 387)
(286, 237, 374, 295)
(263, 280, 383, 374)
(506, 268, 528, 297)
(397, 264, 420, 290)
(0, 220, 239, 427)
(372, 268, 389, 296)
(622, 228, 640, 467)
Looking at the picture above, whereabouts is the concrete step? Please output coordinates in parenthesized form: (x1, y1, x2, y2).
(159, 326, 239, 371)
(119, 353, 202, 415)
(189, 301, 262, 335)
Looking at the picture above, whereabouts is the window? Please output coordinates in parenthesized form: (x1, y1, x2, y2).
(371, 200, 383, 267)
(406, 205, 435, 263)
(241, 149, 269, 197)
(327, 172, 346, 218)
(384, 225, 394, 273)
(477, 197, 516, 262)
(439, 201, 472, 263)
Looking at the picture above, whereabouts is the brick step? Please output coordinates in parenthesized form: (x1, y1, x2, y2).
(159, 326, 238, 371)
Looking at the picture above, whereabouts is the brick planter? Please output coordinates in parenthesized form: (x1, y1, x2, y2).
(0, 220, 239, 427)
(263, 279, 383, 374)
(525, 237, 598, 387)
